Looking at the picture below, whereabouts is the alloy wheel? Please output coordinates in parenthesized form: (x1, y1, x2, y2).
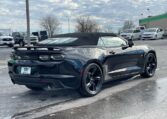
(146, 55, 157, 76)
(85, 64, 103, 95)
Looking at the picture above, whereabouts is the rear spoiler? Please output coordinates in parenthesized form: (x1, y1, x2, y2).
(13, 46, 62, 51)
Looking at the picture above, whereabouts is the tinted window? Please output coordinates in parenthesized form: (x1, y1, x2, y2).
(140, 27, 145, 30)
(134, 30, 140, 33)
(98, 37, 127, 47)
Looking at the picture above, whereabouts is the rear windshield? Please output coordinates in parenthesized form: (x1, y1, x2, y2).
(38, 37, 98, 46)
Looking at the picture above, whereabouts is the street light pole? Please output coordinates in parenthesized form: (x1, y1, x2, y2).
(147, 8, 150, 28)
(68, 17, 71, 33)
(26, 0, 30, 46)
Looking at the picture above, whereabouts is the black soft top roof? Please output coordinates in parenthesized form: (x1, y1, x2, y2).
(54, 32, 117, 38)
(37, 32, 118, 46)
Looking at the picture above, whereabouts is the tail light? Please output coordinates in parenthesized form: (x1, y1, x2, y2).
(39, 54, 64, 61)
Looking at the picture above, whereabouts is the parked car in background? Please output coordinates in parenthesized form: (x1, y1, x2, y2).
(12, 32, 25, 46)
(23, 35, 39, 46)
(12, 32, 39, 46)
(136, 26, 145, 34)
(120, 29, 141, 40)
(0, 32, 14, 47)
(142, 28, 164, 40)
(32, 31, 48, 41)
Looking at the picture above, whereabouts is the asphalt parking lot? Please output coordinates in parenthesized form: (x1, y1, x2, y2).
(1, 39, 167, 119)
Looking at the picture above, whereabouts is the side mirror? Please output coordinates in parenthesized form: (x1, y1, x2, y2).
(128, 39, 134, 47)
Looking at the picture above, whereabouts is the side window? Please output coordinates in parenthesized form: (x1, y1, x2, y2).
(97, 37, 127, 47)
(140, 27, 145, 30)
(160, 29, 163, 32)
(134, 30, 140, 33)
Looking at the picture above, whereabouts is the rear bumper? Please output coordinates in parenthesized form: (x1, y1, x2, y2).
(8, 60, 82, 89)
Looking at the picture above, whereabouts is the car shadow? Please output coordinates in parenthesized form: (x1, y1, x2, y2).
(21, 75, 142, 102)
(102, 75, 142, 89)
(11, 75, 145, 117)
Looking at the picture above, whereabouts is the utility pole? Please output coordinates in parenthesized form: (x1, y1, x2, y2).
(68, 17, 71, 33)
(65, 15, 71, 33)
(26, 0, 30, 46)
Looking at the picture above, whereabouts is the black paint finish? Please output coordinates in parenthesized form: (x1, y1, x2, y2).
(8, 33, 157, 89)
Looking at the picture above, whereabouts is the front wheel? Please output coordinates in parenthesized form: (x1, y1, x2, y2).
(8, 44, 13, 47)
(79, 63, 104, 97)
(141, 53, 157, 78)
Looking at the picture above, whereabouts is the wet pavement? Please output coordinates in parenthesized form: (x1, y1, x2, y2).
(0, 40, 167, 119)
(39, 77, 167, 119)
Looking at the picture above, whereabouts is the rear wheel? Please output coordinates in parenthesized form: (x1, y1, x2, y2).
(154, 35, 158, 40)
(19, 41, 24, 47)
(141, 53, 157, 78)
(26, 85, 44, 91)
(79, 63, 104, 97)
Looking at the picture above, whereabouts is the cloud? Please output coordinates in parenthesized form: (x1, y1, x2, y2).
(0, 0, 167, 33)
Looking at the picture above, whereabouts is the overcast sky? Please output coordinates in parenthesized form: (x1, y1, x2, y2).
(0, 0, 167, 33)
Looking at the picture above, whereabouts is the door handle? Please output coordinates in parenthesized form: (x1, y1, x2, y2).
(109, 51, 115, 54)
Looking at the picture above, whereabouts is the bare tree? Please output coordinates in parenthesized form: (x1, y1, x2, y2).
(75, 16, 100, 32)
(40, 15, 60, 37)
(102, 25, 113, 33)
(122, 20, 135, 30)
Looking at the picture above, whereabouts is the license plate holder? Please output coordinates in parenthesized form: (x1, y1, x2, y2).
(21, 67, 31, 75)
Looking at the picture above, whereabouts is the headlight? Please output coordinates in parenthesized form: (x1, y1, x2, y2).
(51, 54, 64, 61)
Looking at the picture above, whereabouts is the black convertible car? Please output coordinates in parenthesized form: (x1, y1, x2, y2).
(8, 33, 157, 97)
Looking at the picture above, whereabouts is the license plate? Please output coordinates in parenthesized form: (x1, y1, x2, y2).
(21, 67, 31, 75)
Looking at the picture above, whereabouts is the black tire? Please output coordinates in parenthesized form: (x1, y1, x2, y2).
(154, 35, 158, 40)
(19, 41, 24, 47)
(79, 63, 104, 97)
(8, 44, 13, 47)
(26, 85, 44, 91)
(141, 53, 157, 78)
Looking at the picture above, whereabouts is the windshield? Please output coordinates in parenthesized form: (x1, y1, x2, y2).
(145, 29, 157, 32)
(123, 30, 134, 33)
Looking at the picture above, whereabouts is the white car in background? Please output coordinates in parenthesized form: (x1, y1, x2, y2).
(0, 33, 14, 47)
(21, 35, 39, 46)
(120, 29, 141, 40)
(142, 28, 164, 40)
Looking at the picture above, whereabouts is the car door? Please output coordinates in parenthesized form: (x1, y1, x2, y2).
(99, 36, 142, 80)
(134, 30, 141, 39)
(157, 29, 163, 38)
(159, 29, 164, 38)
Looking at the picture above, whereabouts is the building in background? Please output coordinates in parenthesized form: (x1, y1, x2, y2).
(139, 13, 167, 36)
